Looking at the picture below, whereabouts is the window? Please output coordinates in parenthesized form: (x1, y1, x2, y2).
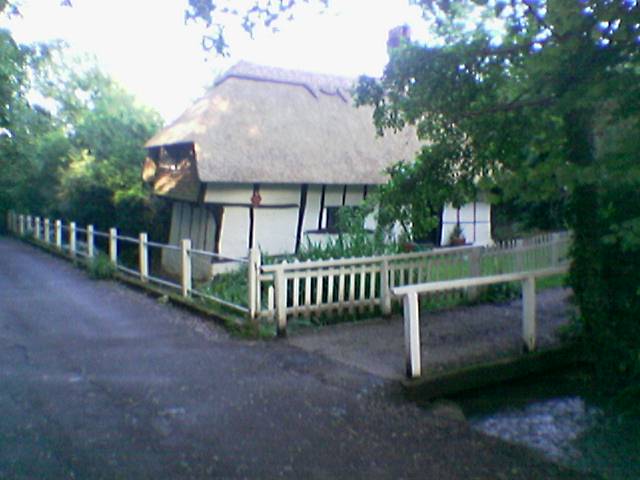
(325, 206, 341, 233)
(325, 206, 360, 233)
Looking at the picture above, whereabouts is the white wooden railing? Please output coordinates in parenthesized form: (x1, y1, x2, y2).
(6, 210, 572, 338)
(7, 211, 250, 315)
(252, 231, 571, 336)
(393, 266, 570, 379)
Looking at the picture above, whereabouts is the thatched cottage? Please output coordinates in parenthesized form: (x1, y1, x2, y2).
(143, 62, 491, 276)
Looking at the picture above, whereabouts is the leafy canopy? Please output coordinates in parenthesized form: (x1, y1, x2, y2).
(355, 0, 640, 394)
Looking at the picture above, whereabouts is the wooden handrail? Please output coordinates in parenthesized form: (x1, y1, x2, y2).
(394, 265, 569, 379)
(392, 266, 568, 297)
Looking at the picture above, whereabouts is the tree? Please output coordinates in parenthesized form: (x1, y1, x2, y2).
(354, 0, 640, 393)
(0, 31, 167, 238)
(40, 55, 166, 235)
(185, 0, 328, 54)
(0, 26, 67, 228)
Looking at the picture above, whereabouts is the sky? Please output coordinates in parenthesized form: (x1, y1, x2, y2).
(2, 0, 429, 123)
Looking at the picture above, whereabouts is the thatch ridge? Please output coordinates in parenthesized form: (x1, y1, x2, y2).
(146, 61, 420, 185)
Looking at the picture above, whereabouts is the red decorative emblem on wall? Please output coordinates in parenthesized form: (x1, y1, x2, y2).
(251, 191, 262, 206)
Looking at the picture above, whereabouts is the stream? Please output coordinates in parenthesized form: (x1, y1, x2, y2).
(452, 370, 640, 479)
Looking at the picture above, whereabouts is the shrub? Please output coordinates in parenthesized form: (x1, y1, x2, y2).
(86, 253, 116, 280)
(199, 266, 249, 308)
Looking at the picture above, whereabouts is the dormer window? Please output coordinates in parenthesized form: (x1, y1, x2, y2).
(155, 143, 195, 173)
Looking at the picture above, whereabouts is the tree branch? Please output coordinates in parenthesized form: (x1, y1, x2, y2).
(454, 96, 555, 120)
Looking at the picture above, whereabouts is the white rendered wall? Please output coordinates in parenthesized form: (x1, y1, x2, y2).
(219, 206, 250, 258)
(254, 207, 298, 255)
(323, 185, 344, 207)
(205, 184, 253, 204)
(344, 185, 365, 206)
(302, 185, 323, 233)
(257, 184, 300, 205)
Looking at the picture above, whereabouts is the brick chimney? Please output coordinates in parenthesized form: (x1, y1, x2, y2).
(387, 24, 411, 51)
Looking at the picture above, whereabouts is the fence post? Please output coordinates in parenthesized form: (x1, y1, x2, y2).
(34, 217, 41, 240)
(87, 225, 94, 258)
(515, 238, 525, 271)
(139, 233, 148, 282)
(55, 220, 62, 250)
(275, 264, 287, 337)
(69, 222, 77, 257)
(26, 215, 32, 234)
(109, 228, 118, 265)
(381, 259, 392, 316)
(403, 291, 422, 379)
(19, 215, 25, 236)
(468, 247, 482, 300)
(181, 239, 192, 297)
(247, 248, 261, 319)
(268, 285, 275, 318)
(550, 232, 561, 266)
(522, 276, 536, 352)
(44, 218, 50, 244)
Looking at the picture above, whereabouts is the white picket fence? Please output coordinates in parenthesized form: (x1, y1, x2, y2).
(6, 210, 571, 336)
(251, 231, 571, 336)
(6, 211, 251, 315)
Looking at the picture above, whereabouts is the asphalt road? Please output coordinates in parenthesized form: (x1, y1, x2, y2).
(0, 236, 585, 479)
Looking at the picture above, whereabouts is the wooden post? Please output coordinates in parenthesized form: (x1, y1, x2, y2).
(247, 248, 261, 319)
(44, 218, 50, 244)
(109, 228, 118, 265)
(550, 232, 560, 266)
(34, 217, 41, 240)
(27, 215, 32, 234)
(55, 220, 62, 250)
(181, 239, 191, 297)
(87, 225, 94, 258)
(267, 285, 275, 318)
(69, 222, 77, 257)
(18, 215, 25, 236)
(381, 259, 392, 316)
(139, 233, 148, 282)
(522, 276, 536, 351)
(515, 238, 525, 272)
(468, 247, 482, 300)
(275, 264, 287, 337)
(403, 292, 422, 379)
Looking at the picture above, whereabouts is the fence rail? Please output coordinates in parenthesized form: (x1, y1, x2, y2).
(253, 231, 571, 336)
(393, 266, 569, 379)
(6, 211, 249, 315)
(6, 210, 571, 338)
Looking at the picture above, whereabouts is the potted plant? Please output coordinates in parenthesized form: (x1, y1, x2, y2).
(449, 223, 466, 246)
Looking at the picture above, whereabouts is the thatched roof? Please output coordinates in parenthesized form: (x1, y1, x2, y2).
(145, 61, 420, 185)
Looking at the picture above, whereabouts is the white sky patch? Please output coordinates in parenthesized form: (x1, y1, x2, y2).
(2, 0, 428, 123)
